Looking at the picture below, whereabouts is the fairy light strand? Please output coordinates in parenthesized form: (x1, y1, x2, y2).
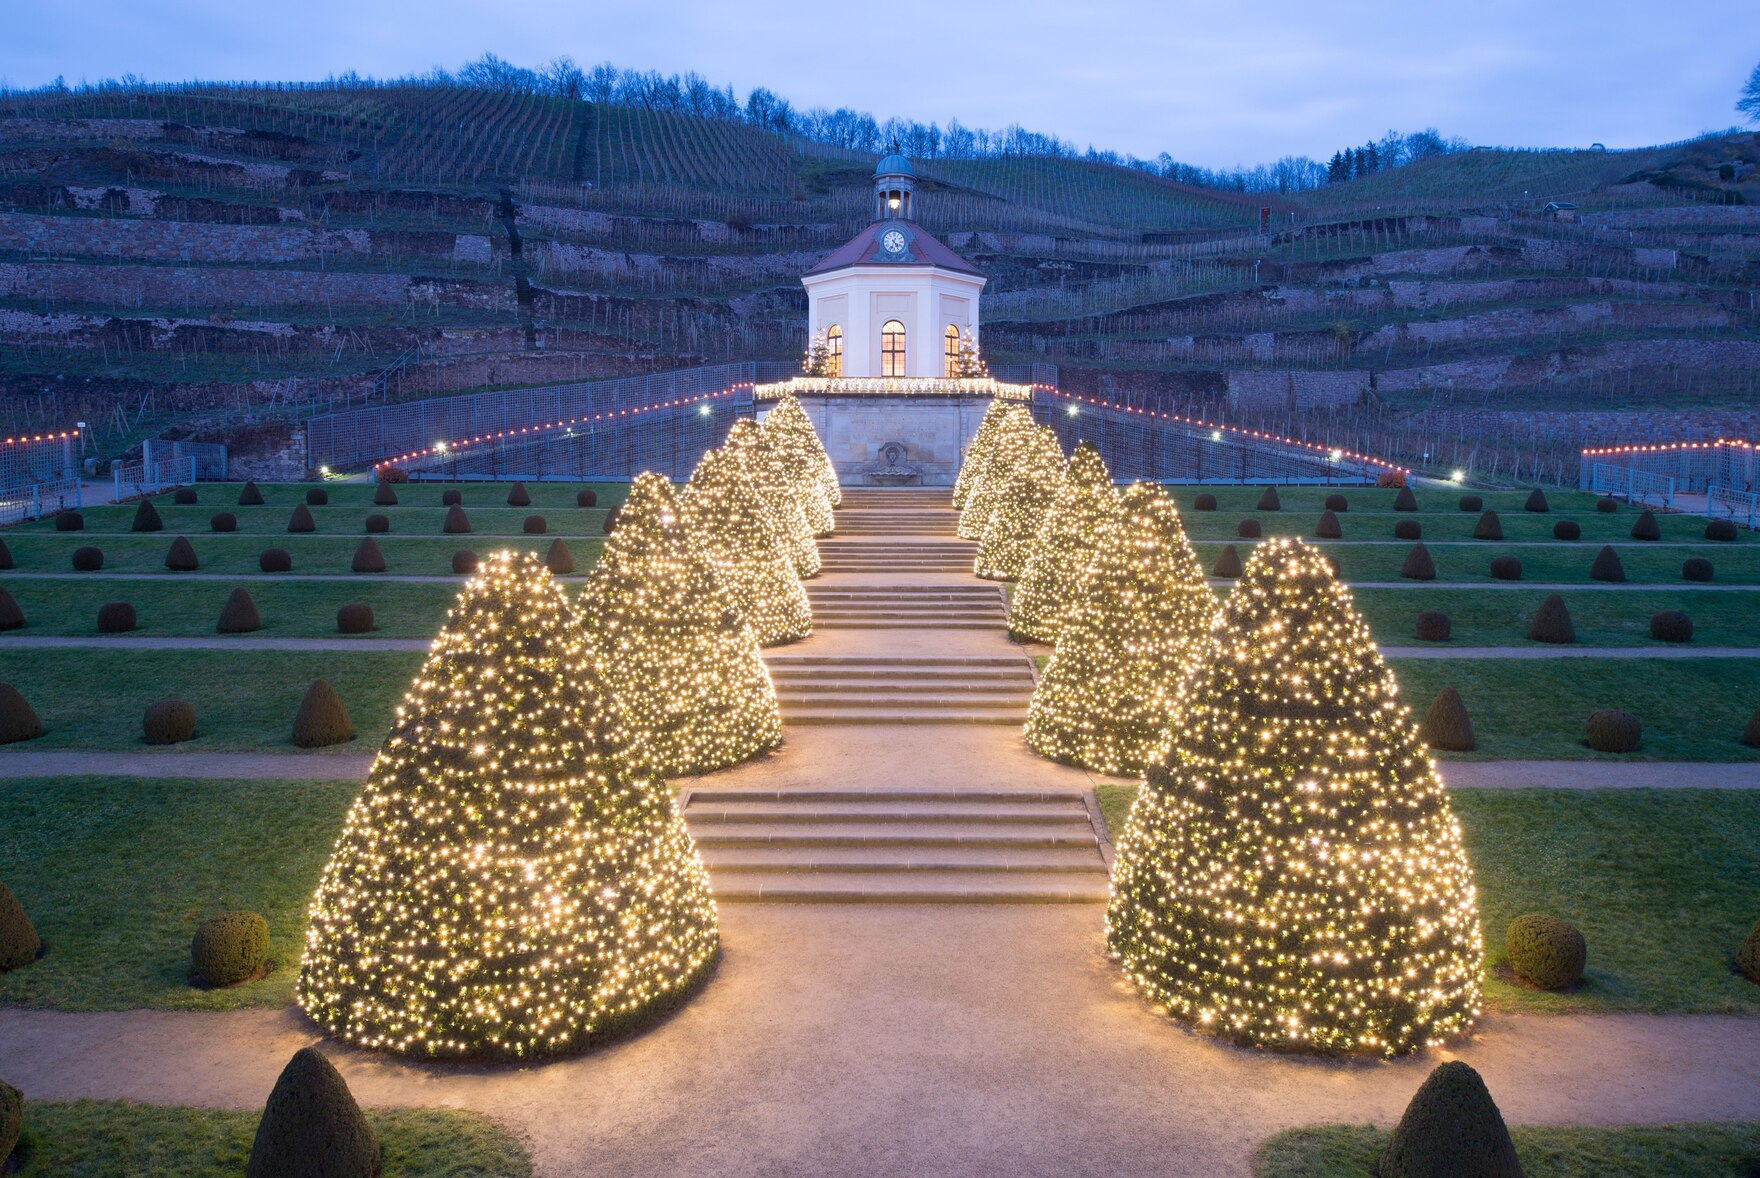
(1009, 442, 1121, 645)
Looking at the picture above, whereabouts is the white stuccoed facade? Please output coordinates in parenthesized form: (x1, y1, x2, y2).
(802, 267, 987, 380)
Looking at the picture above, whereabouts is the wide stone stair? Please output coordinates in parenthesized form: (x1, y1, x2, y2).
(806, 583, 1006, 628)
(817, 538, 976, 574)
(765, 654, 1036, 724)
(681, 788, 1110, 902)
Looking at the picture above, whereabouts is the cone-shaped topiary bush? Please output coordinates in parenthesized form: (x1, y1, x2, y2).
(1458, 494, 1482, 512)
(218, 587, 262, 633)
(238, 481, 264, 506)
(506, 481, 531, 507)
(1237, 517, 1261, 539)
(681, 446, 811, 646)
(164, 535, 199, 571)
(545, 538, 574, 575)
(211, 511, 237, 532)
(1489, 555, 1522, 581)
(245, 1047, 380, 1178)
(441, 488, 462, 506)
(522, 514, 547, 535)
(0, 1078, 18, 1161)
(1506, 913, 1585, 991)
(1192, 492, 1217, 511)
(1025, 483, 1217, 776)
(351, 538, 385, 574)
(305, 487, 328, 506)
(443, 504, 471, 534)
(1744, 708, 1760, 748)
(1527, 594, 1575, 643)
(287, 504, 315, 533)
(373, 482, 398, 507)
(976, 425, 1066, 581)
(132, 498, 164, 532)
(0, 881, 42, 969)
(0, 538, 10, 570)
(451, 549, 478, 575)
(1651, 610, 1693, 643)
(958, 404, 1034, 539)
(1401, 542, 1437, 581)
(1380, 1060, 1523, 1178)
(1009, 444, 1118, 643)
(1324, 493, 1349, 512)
(583, 473, 782, 776)
(952, 398, 1012, 512)
(174, 487, 197, 505)
(1597, 496, 1618, 512)
(1421, 685, 1475, 751)
(1107, 537, 1483, 1056)
(1631, 510, 1661, 541)
(1523, 489, 1549, 512)
(54, 509, 83, 531)
(0, 589, 21, 632)
(1684, 556, 1715, 582)
(259, 547, 292, 573)
(1212, 544, 1243, 579)
(0, 685, 42, 745)
(1553, 519, 1581, 540)
(1590, 545, 1626, 582)
(292, 679, 354, 748)
(1585, 708, 1641, 752)
(1393, 485, 1419, 511)
(724, 418, 818, 577)
(1256, 486, 1281, 511)
(1315, 509, 1342, 539)
(71, 546, 103, 572)
(97, 602, 137, 633)
(364, 513, 390, 534)
(1393, 519, 1421, 541)
(144, 698, 196, 744)
(1706, 518, 1738, 542)
(1734, 920, 1760, 983)
(1473, 510, 1502, 540)
(192, 911, 270, 986)
(763, 393, 840, 509)
(602, 505, 621, 534)
(1415, 610, 1452, 642)
(336, 603, 374, 634)
(576, 488, 597, 507)
(296, 551, 719, 1059)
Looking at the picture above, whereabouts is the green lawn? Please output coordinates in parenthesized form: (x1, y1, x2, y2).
(1159, 485, 1616, 517)
(9, 1100, 530, 1177)
(0, 533, 602, 578)
(1095, 786, 1760, 1015)
(1256, 1123, 1760, 1178)
(1175, 504, 1742, 548)
(1192, 541, 1760, 585)
(1355, 587, 1760, 648)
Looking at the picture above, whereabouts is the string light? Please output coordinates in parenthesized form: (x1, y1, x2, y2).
(953, 399, 1012, 512)
(680, 445, 813, 646)
(756, 397, 835, 534)
(957, 404, 1036, 540)
(724, 419, 820, 579)
(753, 376, 1033, 402)
(1580, 438, 1757, 457)
(1009, 442, 1120, 644)
(582, 473, 783, 776)
(296, 550, 720, 1061)
(763, 393, 843, 509)
(1107, 537, 1483, 1057)
(1025, 482, 1217, 776)
(975, 425, 1067, 581)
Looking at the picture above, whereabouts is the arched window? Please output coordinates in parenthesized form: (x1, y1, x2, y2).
(826, 324, 843, 377)
(881, 320, 907, 377)
(944, 324, 963, 377)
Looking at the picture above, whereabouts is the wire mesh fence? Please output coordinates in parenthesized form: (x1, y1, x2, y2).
(112, 456, 197, 501)
(0, 430, 83, 525)
(1577, 443, 1758, 497)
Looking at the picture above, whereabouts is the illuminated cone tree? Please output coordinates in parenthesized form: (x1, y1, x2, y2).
(681, 446, 812, 646)
(1009, 442, 1118, 643)
(726, 419, 819, 578)
(760, 403, 834, 536)
(976, 425, 1067, 581)
(1107, 537, 1483, 1057)
(764, 394, 840, 509)
(583, 473, 781, 776)
(957, 404, 1034, 540)
(1024, 482, 1216, 775)
(296, 550, 719, 1061)
(952, 398, 1012, 512)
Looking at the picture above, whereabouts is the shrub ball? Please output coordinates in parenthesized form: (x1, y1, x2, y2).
(1420, 685, 1474, 751)
(1212, 545, 1243, 579)
(1553, 519, 1581, 541)
(602, 505, 622, 534)
(1324, 492, 1349, 512)
(1650, 609, 1693, 643)
(1523, 488, 1549, 513)
(336, 603, 375, 634)
(70, 546, 103, 572)
(372, 483, 398, 507)
(350, 538, 386, 574)
(576, 488, 598, 507)
(1400, 542, 1437, 581)
(1527, 594, 1576, 644)
(0, 1079, 18, 1163)
(1746, 707, 1760, 749)
(441, 488, 463, 506)
(443, 504, 471, 534)
(451, 549, 478, 575)
(286, 503, 316, 533)
(1393, 485, 1418, 512)
(1192, 493, 1217, 512)
(1631, 510, 1661, 541)
(1596, 496, 1618, 513)
(0, 589, 21, 632)
(1706, 518, 1739, 542)
(164, 535, 199, 572)
(507, 481, 532, 507)
(238, 481, 265, 506)
(1505, 913, 1587, 990)
(1585, 707, 1641, 753)
(217, 587, 262, 634)
(174, 487, 198, 505)
(191, 911, 270, 987)
(0, 881, 42, 970)
(143, 698, 197, 744)
(1738, 921, 1760, 983)
(0, 538, 10, 571)
(1315, 510, 1342, 539)
(1393, 518, 1422, 541)
(1236, 517, 1262, 539)
(211, 511, 238, 532)
(132, 498, 164, 532)
(1683, 556, 1714, 582)
(246, 1047, 381, 1178)
(1380, 1061, 1522, 1178)
(1489, 555, 1522, 581)
(1472, 510, 1503, 541)
(0, 684, 44, 745)
(1256, 486, 1281, 511)
(1458, 494, 1483, 513)
(97, 602, 138, 633)
(1590, 545, 1626, 582)
(292, 679, 355, 748)
(1414, 610, 1452, 642)
(522, 514, 547, 535)
(258, 547, 292, 573)
(545, 538, 574, 575)
(363, 513, 390, 534)
(54, 509, 84, 531)
(305, 486, 328, 506)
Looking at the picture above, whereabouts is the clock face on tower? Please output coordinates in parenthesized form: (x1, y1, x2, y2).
(879, 227, 910, 258)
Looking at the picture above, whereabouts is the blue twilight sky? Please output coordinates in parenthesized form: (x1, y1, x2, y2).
(4, 0, 1756, 169)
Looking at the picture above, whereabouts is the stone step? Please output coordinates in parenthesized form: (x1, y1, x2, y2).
(688, 824, 1099, 848)
(781, 695, 1026, 712)
(705, 872, 1109, 903)
(775, 687, 1031, 702)
(685, 803, 1083, 825)
(766, 656, 1028, 668)
(769, 674, 1032, 688)
(690, 789, 1084, 803)
(807, 612, 1001, 624)
(784, 708, 1023, 726)
(768, 667, 1030, 681)
(701, 846, 1104, 872)
(812, 619, 1002, 630)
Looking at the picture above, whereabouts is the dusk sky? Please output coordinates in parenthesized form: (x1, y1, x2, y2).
(6, 0, 1756, 168)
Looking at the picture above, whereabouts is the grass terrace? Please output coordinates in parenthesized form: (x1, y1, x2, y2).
(1257, 1123, 1760, 1178)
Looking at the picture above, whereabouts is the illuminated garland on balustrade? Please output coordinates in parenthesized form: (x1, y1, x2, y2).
(764, 394, 842, 508)
(1024, 482, 1217, 776)
(1009, 442, 1120, 644)
(681, 445, 812, 646)
(582, 473, 782, 776)
(952, 399, 1012, 512)
(759, 398, 836, 535)
(957, 404, 1035, 540)
(295, 550, 719, 1061)
(975, 425, 1067, 581)
(725, 418, 820, 578)
(1107, 537, 1483, 1057)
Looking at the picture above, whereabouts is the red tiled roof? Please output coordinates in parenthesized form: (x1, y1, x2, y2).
(804, 221, 984, 278)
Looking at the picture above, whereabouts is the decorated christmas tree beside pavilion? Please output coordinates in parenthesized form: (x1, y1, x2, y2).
(725, 418, 820, 578)
(957, 404, 1034, 540)
(764, 394, 841, 511)
(952, 398, 1012, 512)
(1107, 537, 1483, 1057)
(681, 445, 812, 646)
(1008, 442, 1118, 642)
(975, 425, 1067, 581)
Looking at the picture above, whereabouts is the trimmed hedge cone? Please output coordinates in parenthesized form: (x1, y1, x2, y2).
(0, 1078, 18, 1162)
(1650, 610, 1693, 643)
(506, 481, 532, 507)
(246, 1047, 381, 1178)
(143, 698, 197, 744)
(1255, 486, 1281, 511)
(1472, 510, 1503, 540)
(1738, 920, 1760, 983)
(443, 504, 471, 534)
(192, 911, 270, 986)
(1400, 542, 1437, 581)
(0, 538, 10, 570)
(0, 685, 43, 745)
(1380, 1061, 1523, 1178)
(1315, 510, 1342, 539)
(218, 588, 262, 633)
(1743, 708, 1760, 748)
(1393, 485, 1418, 511)
(1585, 708, 1641, 752)
(1212, 544, 1243, 579)
(0, 589, 22, 631)
(1631, 510, 1661, 541)
(287, 504, 316, 533)
(336, 603, 374, 634)
(351, 538, 386, 574)
(373, 483, 398, 507)
(164, 535, 199, 571)
(97, 602, 137, 633)
(132, 498, 164, 532)
(1420, 685, 1475, 751)
(259, 548, 292, 573)
(1590, 545, 1626, 582)
(1523, 488, 1549, 512)
(0, 881, 42, 970)
(602, 505, 622, 534)
(1506, 914, 1586, 990)
(545, 538, 574, 575)
(292, 679, 354, 748)
(238, 481, 265, 506)
(1527, 594, 1576, 644)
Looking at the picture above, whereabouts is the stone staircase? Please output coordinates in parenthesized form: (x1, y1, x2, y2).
(766, 655, 1036, 724)
(681, 788, 1110, 902)
(817, 538, 976, 574)
(806, 583, 1006, 628)
(832, 488, 962, 536)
